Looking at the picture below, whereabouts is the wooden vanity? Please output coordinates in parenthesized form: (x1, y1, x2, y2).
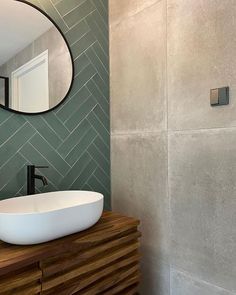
(0, 211, 141, 294)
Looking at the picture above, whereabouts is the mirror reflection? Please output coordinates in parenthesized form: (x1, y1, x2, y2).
(0, 0, 73, 114)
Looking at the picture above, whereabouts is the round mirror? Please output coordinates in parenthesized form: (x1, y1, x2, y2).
(0, 0, 73, 115)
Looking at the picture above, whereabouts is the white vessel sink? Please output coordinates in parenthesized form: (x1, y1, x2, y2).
(0, 191, 104, 245)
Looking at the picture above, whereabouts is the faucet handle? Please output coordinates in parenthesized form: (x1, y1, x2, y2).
(35, 166, 49, 169)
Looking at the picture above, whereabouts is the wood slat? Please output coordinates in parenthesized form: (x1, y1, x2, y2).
(0, 212, 139, 276)
(42, 241, 140, 291)
(102, 273, 140, 295)
(2, 283, 41, 295)
(116, 284, 139, 295)
(77, 268, 140, 295)
(0, 211, 141, 294)
(42, 252, 140, 295)
(41, 231, 141, 277)
(0, 264, 41, 293)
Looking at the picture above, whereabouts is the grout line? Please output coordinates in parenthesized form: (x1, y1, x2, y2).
(110, 0, 163, 28)
(69, 156, 93, 189)
(66, 9, 97, 30)
(165, 0, 171, 292)
(63, 1, 92, 18)
(111, 130, 166, 137)
(48, 0, 70, 30)
(90, 0, 109, 29)
(73, 41, 97, 61)
(171, 268, 235, 294)
(41, 116, 65, 142)
(0, 162, 26, 192)
(91, 45, 109, 75)
(0, 114, 14, 128)
(168, 125, 236, 135)
(85, 18, 109, 58)
(0, 122, 27, 148)
(64, 127, 92, 158)
(85, 51, 108, 87)
(27, 142, 65, 179)
(93, 108, 110, 135)
(68, 28, 90, 47)
(92, 173, 110, 195)
(0, 131, 36, 171)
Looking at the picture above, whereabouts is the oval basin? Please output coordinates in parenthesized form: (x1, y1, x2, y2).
(0, 191, 104, 245)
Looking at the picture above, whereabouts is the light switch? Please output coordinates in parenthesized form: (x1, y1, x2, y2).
(210, 87, 229, 106)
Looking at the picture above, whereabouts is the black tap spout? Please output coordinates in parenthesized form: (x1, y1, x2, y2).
(27, 165, 49, 195)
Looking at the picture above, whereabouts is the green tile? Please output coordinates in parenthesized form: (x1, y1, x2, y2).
(65, 20, 90, 45)
(71, 30, 96, 59)
(56, 0, 87, 16)
(27, 116, 62, 149)
(0, 167, 26, 198)
(58, 119, 90, 156)
(93, 104, 110, 132)
(91, 0, 108, 27)
(87, 174, 109, 197)
(86, 47, 109, 86)
(65, 95, 97, 131)
(74, 53, 90, 76)
(87, 143, 110, 177)
(93, 166, 110, 190)
(69, 63, 96, 96)
(66, 126, 97, 165)
(0, 115, 25, 146)
(56, 86, 90, 122)
(60, 151, 91, 188)
(94, 135, 110, 158)
(0, 123, 35, 167)
(38, 0, 69, 33)
(0, 109, 12, 124)
(93, 73, 109, 101)
(0, 154, 26, 192)
(64, 0, 95, 28)
(86, 79, 109, 115)
(86, 10, 108, 45)
(70, 159, 96, 189)
(30, 134, 71, 175)
(20, 143, 63, 185)
(87, 111, 109, 145)
(43, 113, 69, 140)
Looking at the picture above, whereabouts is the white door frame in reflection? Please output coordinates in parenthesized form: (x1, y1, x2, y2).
(11, 50, 49, 113)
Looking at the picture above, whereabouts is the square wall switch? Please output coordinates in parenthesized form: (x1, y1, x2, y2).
(210, 87, 229, 106)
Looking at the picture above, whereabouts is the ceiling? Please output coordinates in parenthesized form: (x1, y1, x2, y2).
(0, 0, 53, 66)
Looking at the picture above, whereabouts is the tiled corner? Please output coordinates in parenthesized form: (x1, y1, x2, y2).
(110, 0, 167, 134)
(141, 248, 170, 295)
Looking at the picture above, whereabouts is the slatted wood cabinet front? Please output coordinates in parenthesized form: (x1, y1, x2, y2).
(0, 212, 141, 294)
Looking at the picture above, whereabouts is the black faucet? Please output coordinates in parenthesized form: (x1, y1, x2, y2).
(27, 165, 49, 195)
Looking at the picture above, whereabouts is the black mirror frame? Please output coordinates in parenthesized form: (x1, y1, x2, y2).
(0, 76, 9, 108)
(0, 0, 74, 116)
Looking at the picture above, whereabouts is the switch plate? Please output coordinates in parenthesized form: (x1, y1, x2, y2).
(210, 87, 229, 106)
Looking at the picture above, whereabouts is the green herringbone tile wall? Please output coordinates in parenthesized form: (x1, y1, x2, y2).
(0, 0, 110, 209)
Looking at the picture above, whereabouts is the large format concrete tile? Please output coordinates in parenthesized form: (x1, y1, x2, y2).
(168, 0, 236, 130)
(169, 129, 236, 291)
(111, 132, 169, 294)
(171, 269, 234, 295)
(110, 1, 167, 133)
(109, 0, 161, 27)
